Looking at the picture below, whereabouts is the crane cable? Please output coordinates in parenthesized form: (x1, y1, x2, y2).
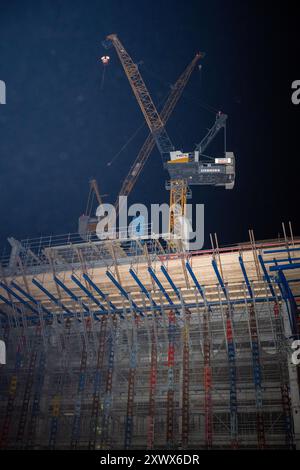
(85, 186, 95, 217)
(105, 62, 221, 168)
(105, 91, 171, 167)
(106, 120, 146, 167)
(140, 63, 220, 115)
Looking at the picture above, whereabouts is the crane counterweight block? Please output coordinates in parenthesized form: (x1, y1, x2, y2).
(165, 151, 235, 190)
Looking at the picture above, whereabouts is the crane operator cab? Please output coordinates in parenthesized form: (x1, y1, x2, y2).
(165, 150, 235, 190)
(164, 111, 235, 190)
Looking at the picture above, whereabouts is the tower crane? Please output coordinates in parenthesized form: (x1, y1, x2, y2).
(104, 34, 235, 236)
(79, 51, 202, 237)
(113, 51, 202, 218)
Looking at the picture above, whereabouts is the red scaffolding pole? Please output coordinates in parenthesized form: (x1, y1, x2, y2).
(181, 310, 190, 449)
(203, 308, 213, 449)
(147, 324, 157, 449)
(166, 310, 176, 448)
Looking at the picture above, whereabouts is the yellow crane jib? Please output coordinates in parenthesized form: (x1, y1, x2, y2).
(105, 34, 199, 160)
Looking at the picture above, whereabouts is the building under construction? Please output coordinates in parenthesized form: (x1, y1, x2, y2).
(0, 227, 300, 450)
(1, 34, 299, 450)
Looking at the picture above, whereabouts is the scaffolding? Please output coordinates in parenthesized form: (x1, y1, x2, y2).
(0, 231, 300, 449)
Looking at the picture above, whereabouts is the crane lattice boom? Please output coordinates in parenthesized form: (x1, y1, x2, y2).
(107, 34, 176, 158)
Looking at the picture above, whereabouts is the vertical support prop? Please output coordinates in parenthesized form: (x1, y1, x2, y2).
(26, 342, 46, 449)
(48, 317, 72, 449)
(88, 315, 108, 449)
(147, 320, 157, 450)
(166, 310, 176, 448)
(70, 317, 90, 449)
(273, 302, 294, 448)
(224, 305, 238, 448)
(0, 342, 23, 448)
(248, 303, 265, 448)
(16, 324, 42, 448)
(203, 306, 213, 449)
(124, 315, 139, 449)
(100, 314, 118, 449)
(181, 309, 190, 449)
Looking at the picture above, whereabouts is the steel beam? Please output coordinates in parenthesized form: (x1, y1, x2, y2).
(160, 265, 181, 301)
(71, 275, 107, 314)
(106, 270, 142, 317)
(129, 268, 157, 307)
(238, 256, 253, 298)
(53, 276, 89, 313)
(0, 282, 38, 315)
(11, 281, 52, 317)
(211, 259, 227, 298)
(32, 277, 72, 318)
(258, 255, 276, 297)
(148, 267, 175, 307)
(82, 273, 116, 310)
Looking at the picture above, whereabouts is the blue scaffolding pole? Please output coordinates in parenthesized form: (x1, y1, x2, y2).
(148, 267, 178, 314)
(124, 337, 138, 449)
(2, 289, 284, 326)
(101, 315, 118, 448)
(106, 270, 141, 317)
(26, 348, 46, 449)
(0, 282, 39, 316)
(211, 259, 227, 298)
(70, 332, 88, 449)
(32, 278, 72, 316)
(83, 274, 116, 311)
(129, 268, 157, 307)
(238, 256, 253, 299)
(160, 265, 181, 301)
(238, 257, 265, 446)
(0, 292, 22, 317)
(185, 261, 212, 312)
(71, 275, 107, 315)
(54, 276, 90, 313)
(258, 255, 276, 297)
(88, 315, 107, 449)
(11, 281, 52, 316)
(212, 260, 238, 447)
(16, 325, 42, 448)
(276, 270, 298, 337)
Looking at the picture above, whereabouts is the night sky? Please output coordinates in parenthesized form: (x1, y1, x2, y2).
(0, 0, 299, 252)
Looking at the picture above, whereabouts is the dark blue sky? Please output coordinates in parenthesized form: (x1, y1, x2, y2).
(0, 0, 298, 250)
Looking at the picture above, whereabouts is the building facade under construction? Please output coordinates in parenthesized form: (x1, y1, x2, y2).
(0, 227, 299, 450)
